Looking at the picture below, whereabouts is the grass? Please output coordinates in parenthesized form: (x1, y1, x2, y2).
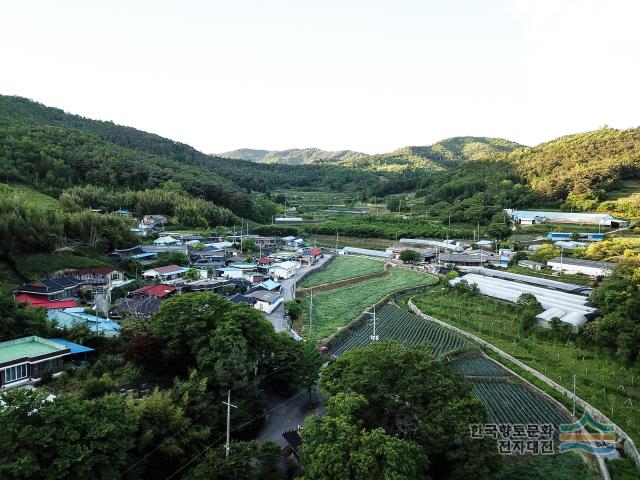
(300, 255, 385, 287)
(606, 457, 639, 480)
(299, 267, 437, 342)
(4, 183, 60, 210)
(410, 288, 640, 444)
(7, 251, 114, 283)
(604, 179, 640, 201)
(505, 265, 594, 286)
(490, 452, 598, 480)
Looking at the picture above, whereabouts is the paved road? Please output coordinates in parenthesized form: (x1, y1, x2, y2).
(266, 254, 333, 332)
(256, 387, 325, 447)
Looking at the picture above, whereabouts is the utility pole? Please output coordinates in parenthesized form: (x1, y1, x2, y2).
(559, 246, 564, 275)
(367, 306, 379, 341)
(223, 390, 237, 458)
(572, 373, 576, 418)
(309, 289, 313, 335)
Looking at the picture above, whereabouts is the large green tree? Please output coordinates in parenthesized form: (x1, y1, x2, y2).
(318, 342, 501, 480)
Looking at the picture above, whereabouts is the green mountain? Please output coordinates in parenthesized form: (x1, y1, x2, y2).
(224, 137, 523, 172)
(221, 148, 366, 165)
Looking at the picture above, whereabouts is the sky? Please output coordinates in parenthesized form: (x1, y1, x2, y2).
(1, 0, 639, 154)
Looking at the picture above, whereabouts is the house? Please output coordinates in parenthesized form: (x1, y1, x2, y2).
(153, 235, 180, 246)
(245, 290, 284, 314)
(228, 294, 257, 307)
(0, 336, 72, 388)
(386, 245, 435, 262)
(228, 262, 258, 272)
(190, 247, 226, 268)
(257, 257, 278, 266)
(112, 297, 163, 319)
(143, 214, 168, 226)
(15, 276, 85, 302)
(268, 261, 299, 279)
(205, 241, 234, 250)
(142, 265, 188, 282)
(216, 267, 244, 279)
(140, 244, 189, 255)
(243, 272, 266, 283)
(71, 267, 125, 293)
(132, 284, 176, 299)
(518, 260, 546, 271)
(48, 308, 121, 337)
(14, 293, 77, 311)
(255, 279, 281, 292)
(47, 338, 95, 360)
(437, 253, 489, 267)
(226, 255, 248, 265)
(180, 277, 232, 294)
(547, 257, 615, 277)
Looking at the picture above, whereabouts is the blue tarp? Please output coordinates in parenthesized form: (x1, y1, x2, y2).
(48, 338, 95, 354)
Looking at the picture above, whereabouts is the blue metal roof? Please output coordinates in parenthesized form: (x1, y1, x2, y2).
(48, 338, 95, 354)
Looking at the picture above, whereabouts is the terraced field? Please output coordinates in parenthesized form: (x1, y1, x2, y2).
(472, 379, 571, 428)
(330, 304, 467, 356)
(450, 354, 510, 377)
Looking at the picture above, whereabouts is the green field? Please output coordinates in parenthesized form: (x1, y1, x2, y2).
(300, 255, 385, 287)
(7, 251, 114, 283)
(299, 267, 437, 342)
(491, 452, 599, 480)
(505, 265, 594, 286)
(312, 234, 393, 251)
(410, 288, 640, 444)
(4, 183, 60, 210)
(604, 179, 640, 201)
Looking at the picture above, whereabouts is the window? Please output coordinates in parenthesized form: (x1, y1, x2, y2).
(4, 364, 28, 383)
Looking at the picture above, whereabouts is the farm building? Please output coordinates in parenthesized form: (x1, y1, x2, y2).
(547, 232, 606, 242)
(450, 273, 596, 330)
(245, 290, 284, 314)
(399, 238, 465, 252)
(509, 210, 627, 228)
(0, 336, 72, 388)
(385, 245, 436, 262)
(268, 261, 300, 279)
(342, 247, 393, 260)
(275, 217, 303, 223)
(153, 235, 180, 246)
(467, 267, 590, 294)
(142, 265, 188, 282)
(547, 257, 615, 277)
(437, 253, 489, 267)
(517, 260, 546, 271)
(553, 240, 587, 249)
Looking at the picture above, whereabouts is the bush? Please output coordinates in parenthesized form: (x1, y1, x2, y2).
(38, 367, 54, 385)
(83, 373, 114, 399)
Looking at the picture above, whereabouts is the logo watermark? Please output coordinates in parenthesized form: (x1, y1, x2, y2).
(470, 423, 555, 455)
(559, 412, 617, 456)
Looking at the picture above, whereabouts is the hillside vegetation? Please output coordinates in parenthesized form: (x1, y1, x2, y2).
(221, 147, 365, 165)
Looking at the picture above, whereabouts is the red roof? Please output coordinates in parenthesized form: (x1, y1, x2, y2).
(133, 284, 176, 298)
(15, 293, 77, 309)
(257, 258, 277, 264)
(151, 265, 183, 274)
(310, 248, 321, 256)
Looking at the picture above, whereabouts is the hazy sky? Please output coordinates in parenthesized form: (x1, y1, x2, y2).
(2, 0, 639, 154)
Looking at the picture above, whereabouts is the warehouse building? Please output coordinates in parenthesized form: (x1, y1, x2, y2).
(341, 247, 393, 260)
(509, 210, 627, 228)
(450, 273, 597, 330)
(547, 257, 615, 277)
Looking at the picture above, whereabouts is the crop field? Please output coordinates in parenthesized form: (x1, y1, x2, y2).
(505, 265, 594, 286)
(300, 255, 385, 287)
(491, 452, 599, 480)
(410, 288, 640, 443)
(450, 354, 510, 377)
(329, 304, 467, 356)
(299, 267, 438, 342)
(472, 379, 571, 428)
(311, 234, 393, 251)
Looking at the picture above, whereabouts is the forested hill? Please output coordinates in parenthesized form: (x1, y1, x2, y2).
(506, 128, 640, 211)
(340, 137, 523, 172)
(0, 95, 408, 219)
(221, 147, 365, 165)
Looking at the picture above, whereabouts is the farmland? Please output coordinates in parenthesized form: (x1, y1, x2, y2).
(472, 379, 570, 428)
(329, 304, 466, 356)
(3, 183, 60, 210)
(505, 265, 594, 286)
(300, 255, 385, 287)
(450, 353, 510, 377)
(299, 267, 438, 342)
(410, 287, 640, 444)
